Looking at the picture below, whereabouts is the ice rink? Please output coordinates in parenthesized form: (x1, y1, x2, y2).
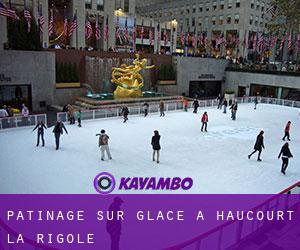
(0, 103, 299, 194)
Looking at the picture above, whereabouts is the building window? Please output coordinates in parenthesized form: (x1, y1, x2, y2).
(213, 1, 217, 10)
(85, 0, 92, 9)
(198, 17, 202, 26)
(220, 0, 224, 9)
(249, 15, 253, 25)
(204, 17, 209, 28)
(193, 5, 196, 13)
(260, 21, 263, 27)
(206, 2, 210, 11)
(192, 17, 195, 26)
(219, 15, 224, 25)
(236, 0, 240, 8)
(186, 18, 190, 27)
(115, 0, 121, 10)
(256, 1, 260, 11)
(251, 0, 254, 9)
(227, 14, 232, 24)
(97, 0, 104, 11)
(124, 0, 129, 12)
(199, 4, 203, 12)
(228, 0, 233, 9)
(234, 14, 239, 24)
(255, 16, 258, 26)
(181, 7, 184, 15)
(212, 16, 216, 25)
(261, 2, 265, 12)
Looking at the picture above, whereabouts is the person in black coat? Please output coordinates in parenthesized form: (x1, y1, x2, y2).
(121, 106, 129, 123)
(52, 121, 68, 150)
(33, 121, 47, 147)
(230, 102, 238, 120)
(248, 130, 265, 161)
(192, 99, 199, 113)
(278, 142, 293, 175)
(222, 98, 228, 114)
(151, 130, 161, 164)
(143, 102, 149, 117)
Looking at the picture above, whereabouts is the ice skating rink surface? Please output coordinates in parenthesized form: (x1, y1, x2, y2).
(0, 103, 299, 194)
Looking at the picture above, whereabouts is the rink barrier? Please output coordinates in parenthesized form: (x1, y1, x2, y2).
(165, 181, 300, 250)
(0, 114, 47, 130)
(56, 96, 300, 123)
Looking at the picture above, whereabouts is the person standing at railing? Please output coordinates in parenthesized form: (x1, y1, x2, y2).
(32, 121, 47, 147)
(201, 112, 208, 132)
(121, 106, 129, 123)
(96, 129, 112, 161)
(278, 142, 293, 175)
(143, 102, 149, 117)
(0, 106, 9, 118)
(151, 130, 161, 164)
(52, 121, 68, 150)
(192, 99, 199, 113)
(67, 104, 75, 125)
(76, 110, 82, 127)
(282, 121, 291, 141)
(222, 98, 228, 114)
(21, 104, 29, 117)
(159, 100, 165, 117)
(248, 130, 264, 162)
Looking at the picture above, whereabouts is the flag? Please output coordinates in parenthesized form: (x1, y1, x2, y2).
(149, 20, 153, 46)
(85, 15, 93, 39)
(288, 33, 292, 51)
(279, 37, 285, 51)
(95, 18, 101, 40)
(180, 31, 185, 47)
(37, 4, 45, 33)
(104, 15, 109, 41)
(216, 33, 224, 46)
(140, 19, 144, 44)
(270, 35, 278, 48)
(63, 11, 68, 37)
(23, 1, 32, 33)
(258, 34, 264, 51)
(253, 34, 257, 51)
(48, 8, 54, 36)
(124, 17, 129, 42)
(69, 12, 78, 37)
(115, 15, 122, 44)
(163, 24, 168, 47)
(192, 28, 197, 48)
(0, 1, 19, 19)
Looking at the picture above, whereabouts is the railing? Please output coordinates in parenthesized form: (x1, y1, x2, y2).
(0, 114, 47, 130)
(165, 182, 300, 250)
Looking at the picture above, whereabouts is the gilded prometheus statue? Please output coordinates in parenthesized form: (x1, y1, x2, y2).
(111, 54, 155, 99)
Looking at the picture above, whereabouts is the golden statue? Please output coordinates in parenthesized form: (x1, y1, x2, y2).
(111, 54, 155, 99)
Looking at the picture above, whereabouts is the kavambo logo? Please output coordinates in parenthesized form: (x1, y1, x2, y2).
(93, 172, 193, 194)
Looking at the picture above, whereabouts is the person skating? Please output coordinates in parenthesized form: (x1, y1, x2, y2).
(67, 104, 75, 125)
(151, 130, 161, 164)
(183, 98, 189, 112)
(217, 94, 223, 109)
(278, 142, 293, 175)
(248, 130, 265, 161)
(32, 121, 47, 147)
(222, 98, 228, 114)
(143, 102, 149, 117)
(121, 106, 129, 123)
(76, 109, 82, 127)
(192, 99, 199, 113)
(282, 121, 291, 141)
(96, 129, 112, 161)
(254, 96, 258, 110)
(52, 121, 68, 150)
(201, 112, 208, 132)
(230, 102, 238, 120)
(159, 100, 165, 117)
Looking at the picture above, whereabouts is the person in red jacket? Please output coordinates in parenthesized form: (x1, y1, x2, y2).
(201, 112, 208, 132)
(282, 121, 291, 141)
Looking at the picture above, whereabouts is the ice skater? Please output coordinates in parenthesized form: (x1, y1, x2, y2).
(230, 102, 238, 120)
(159, 100, 165, 117)
(76, 109, 82, 127)
(121, 106, 129, 123)
(217, 94, 222, 109)
(254, 96, 258, 110)
(183, 98, 189, 112)
(67, 104, 75, 125)
(201, 112, 208, 132)
(151, 130, 161, 164)
(96, 129, 112, 161)
(278, 142, 293, 175)
(32, 121, 47, 147)
(222, 98, 228, 114)
(52, 121, 68, 150)
(192, 99, 199, 113)
(282, 121, 291, 141)
(143, 102, 149, 117)
(248, 130, 265, 161)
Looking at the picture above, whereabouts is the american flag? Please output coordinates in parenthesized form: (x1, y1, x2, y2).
(37, 5, 45, 33)
(163, 25, 168, 47)
(0, 1, 19, 19)
(216, 33, 225, 46)
(149, 20, 153, 46)
(270, 36, 278, 48)
(85, 15, 93, 39)
(180, 31, 185, 47)
(63, 13, 68, 37)
(24, 9, 32, 33)
(124, 17, 129, 42)
(288, 33, 293, 51)
(140, 19, 144, 44)
(115, 16, 122, 44)
(253, 34, 257, 51)
(279, 37, 285, 51)
(95, 19, 101, 40)
(192, 28, 197, 48)
(258, 34, 264, 51)
(69, 13, 78, 37)
(48, 8, 54, 36)
(104, 15, 109, 41)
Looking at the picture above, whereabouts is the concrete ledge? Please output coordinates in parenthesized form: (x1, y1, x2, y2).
(56, 82, 81, 89)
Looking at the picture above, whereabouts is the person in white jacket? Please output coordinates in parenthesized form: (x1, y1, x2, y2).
(21, 104, 29, 117)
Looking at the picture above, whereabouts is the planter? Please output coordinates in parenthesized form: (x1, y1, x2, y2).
(56, 82, 81, 89)
(224, 93, 235, 101)
(157, 80, 176, 85)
